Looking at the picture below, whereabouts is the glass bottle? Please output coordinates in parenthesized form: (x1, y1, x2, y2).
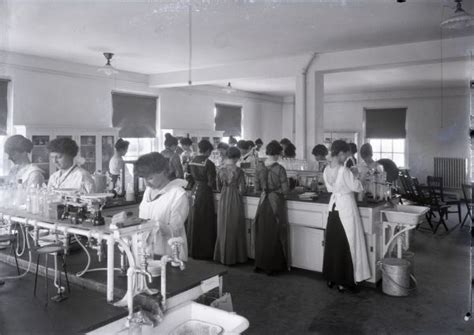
(25, 186, 32, 213)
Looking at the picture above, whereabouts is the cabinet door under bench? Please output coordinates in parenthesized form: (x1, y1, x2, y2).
(289, 224, 325, 272)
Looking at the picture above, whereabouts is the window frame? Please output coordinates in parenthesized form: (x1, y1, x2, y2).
(367, 138, 407, 168)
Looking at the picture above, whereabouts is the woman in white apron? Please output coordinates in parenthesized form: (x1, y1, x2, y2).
(47, 138, 95, 193)
(4, 135, 45, 187)
(136, 152, 189, 259)
(323, 140, 371, 292)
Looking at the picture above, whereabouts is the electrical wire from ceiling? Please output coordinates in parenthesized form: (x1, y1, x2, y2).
(188, 3, 193, 86)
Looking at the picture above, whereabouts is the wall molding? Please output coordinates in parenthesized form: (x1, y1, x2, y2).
(324, 87, 470, 103)
(0, 50, 149, 85)
(161, 85, 285, 105)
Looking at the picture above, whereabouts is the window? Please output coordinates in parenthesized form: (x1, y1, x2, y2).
(123, 138, 159, 161)
(0, 136, 10, 176)
(368, 138, 406, 168)
(214, 104, 242, 136)
(365, 108, 407, 168)
(112, 92, 158, 138)
(221, 136, 241, 144)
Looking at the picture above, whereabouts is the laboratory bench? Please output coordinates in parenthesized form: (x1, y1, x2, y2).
(215, 191, 392, 285)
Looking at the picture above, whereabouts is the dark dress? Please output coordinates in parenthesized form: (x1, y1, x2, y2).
(254, 162, 289, 273)
(187, 155, 217, 260)
(214, 165, 248, 265)
(322, 205, 355, 287)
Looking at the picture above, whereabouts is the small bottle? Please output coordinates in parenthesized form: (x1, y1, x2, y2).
(25, 187, 32, 213)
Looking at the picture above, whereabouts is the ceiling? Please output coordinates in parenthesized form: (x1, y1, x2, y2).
(1, 0, 473, 95)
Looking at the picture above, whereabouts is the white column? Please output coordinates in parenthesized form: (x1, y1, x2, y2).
(313, 71, 325, 153)
(294, 74, 306, 159)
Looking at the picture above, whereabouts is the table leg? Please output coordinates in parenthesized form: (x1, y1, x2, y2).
(219, 276, 223, 298)
(397, 235, 403, 258)
(107, 238, 114, 302)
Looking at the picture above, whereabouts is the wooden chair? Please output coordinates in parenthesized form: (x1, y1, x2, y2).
(461, 183, 473, 228)
(427, 176, 462, 224)
(413, 178, 449, 233)
(398, 170, 417, 204)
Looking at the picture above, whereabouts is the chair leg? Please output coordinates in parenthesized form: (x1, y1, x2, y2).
(426, 212, 435, 232)
(62, 254, 70, 294)
(457, 203, 462, 223)
(33, 254, 40, 297)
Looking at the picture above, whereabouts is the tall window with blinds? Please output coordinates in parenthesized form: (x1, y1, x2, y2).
(214, 103, 242, 137)
(112, 92, 157, 138)
(365, 108, 407, 168)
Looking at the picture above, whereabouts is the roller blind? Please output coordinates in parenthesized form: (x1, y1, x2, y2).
(214, 103, 242, 136)
(112, 92, 157, 138)
(365, 108, 406, 139)
(0, 80, 9, 136)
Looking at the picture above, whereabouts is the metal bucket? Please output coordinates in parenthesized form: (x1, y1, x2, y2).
(381, 258, 411, 297)
(402, 251, 415, 276)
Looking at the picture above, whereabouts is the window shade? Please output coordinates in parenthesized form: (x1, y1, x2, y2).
(0, 80, 9, 136)
(214, 103, 242, 136)
(365, 108, 406, 139)
(112, 92, 157, 138)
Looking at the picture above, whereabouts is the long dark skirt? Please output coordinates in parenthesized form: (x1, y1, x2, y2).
(187, 182, 216, 260)
(322, 209, 355, 287)
(214, 186, 248, 265)
(254, 197, 287, 272)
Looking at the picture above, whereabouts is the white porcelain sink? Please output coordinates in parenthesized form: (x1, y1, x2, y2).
(381, 205, 429, 225)
(139, 301, 249, 334)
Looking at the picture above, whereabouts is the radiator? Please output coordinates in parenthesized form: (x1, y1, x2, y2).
(434, 157, 468, 189)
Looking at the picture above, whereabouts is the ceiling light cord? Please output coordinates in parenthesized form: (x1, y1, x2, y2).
(440, 3, 445, 130)
(188, 3, 193, 86)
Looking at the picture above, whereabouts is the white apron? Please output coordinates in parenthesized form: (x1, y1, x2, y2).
(324, 165, 371, 283)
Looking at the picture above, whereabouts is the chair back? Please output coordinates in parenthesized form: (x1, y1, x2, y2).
(427, 175, 445, 201)
(461, 183, 473, 203)
(399, 172, 416, 201)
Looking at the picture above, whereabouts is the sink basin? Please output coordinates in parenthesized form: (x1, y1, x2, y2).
(139, 301, 249, 334)
(381, 205, 429, 225)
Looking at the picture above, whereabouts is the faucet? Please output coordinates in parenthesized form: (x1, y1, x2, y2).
(122, 237, 186, 330)
(168, 237, 185, 271)
(88, 238, 103, 262)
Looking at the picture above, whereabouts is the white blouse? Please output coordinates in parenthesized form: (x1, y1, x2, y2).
(48, 165, 95, 194)
(8, 164, 45, 187)
(139, 178, 189, 260)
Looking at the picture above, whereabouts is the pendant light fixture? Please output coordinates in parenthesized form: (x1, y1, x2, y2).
(97, 52, 119, 76)
(222, 82, 236, 94)
(441, 0, 474, 29)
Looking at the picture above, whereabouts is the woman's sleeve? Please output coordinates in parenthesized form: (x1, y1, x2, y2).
(208, 161, 217, 190)
(254, 164, 262, 192)
(238, 169, 246, 195)
(162, 192, 189, 237)
(280, 166, 289, 195)
(323, 168, 333, 192)
(173, 155, 184, 179)
(343, 167, 364, 193)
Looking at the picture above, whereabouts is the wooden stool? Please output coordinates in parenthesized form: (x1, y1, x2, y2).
(33, 243, 70, 305)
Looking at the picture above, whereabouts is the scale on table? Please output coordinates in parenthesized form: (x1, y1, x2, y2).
(55, 190, 114, 226)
